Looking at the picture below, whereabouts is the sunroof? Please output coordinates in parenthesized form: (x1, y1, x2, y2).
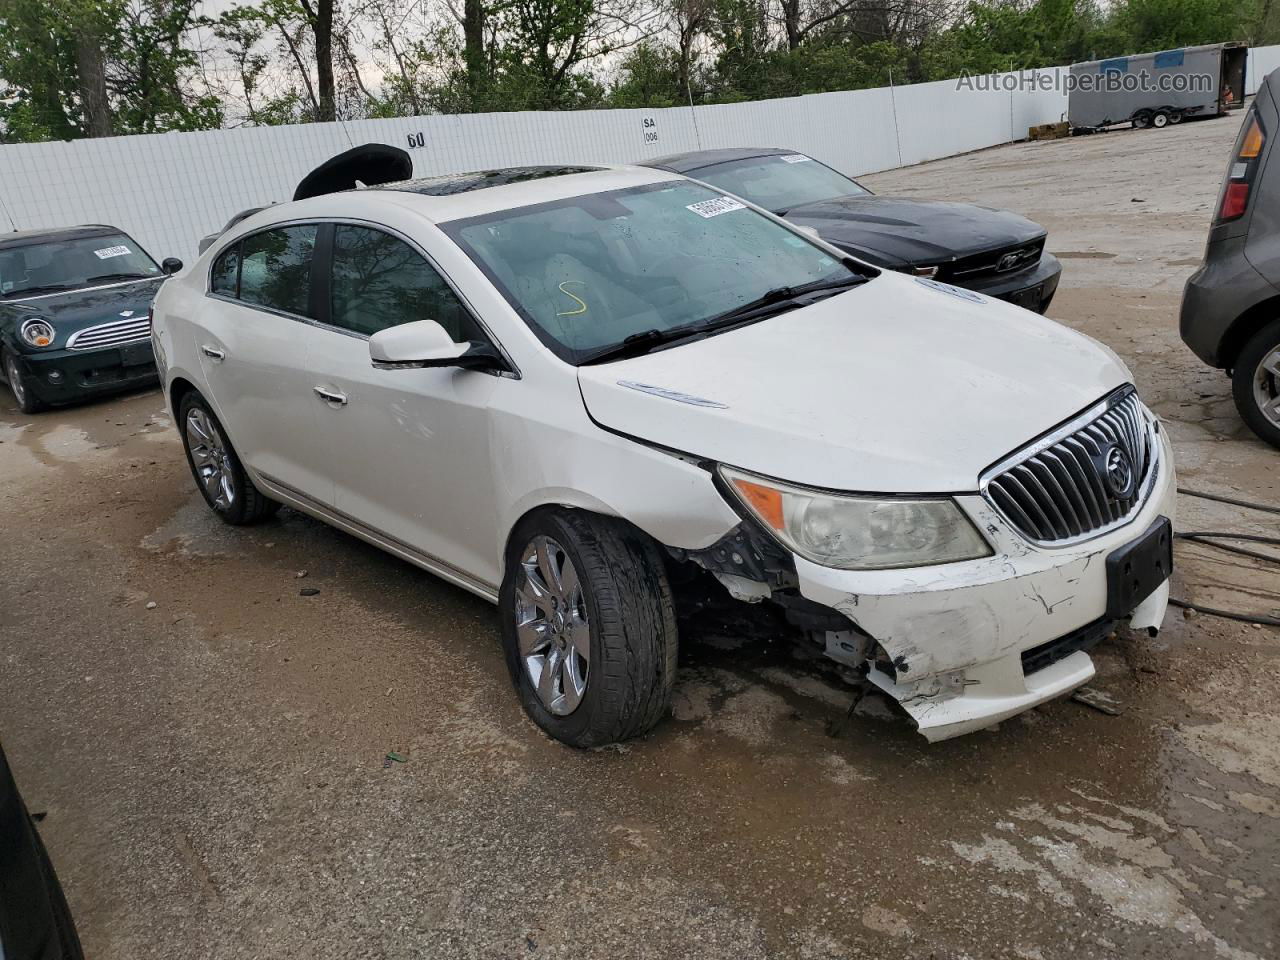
(375, 166, 600, 197)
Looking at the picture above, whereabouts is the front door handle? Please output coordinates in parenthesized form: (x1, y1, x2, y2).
(314, 386, 348, 406)
(201, 345, 225, 361)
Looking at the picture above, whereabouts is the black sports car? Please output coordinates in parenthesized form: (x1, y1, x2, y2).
(0, 225, 181, 413)
(642, 147, 1061, 314)
(0, 742, 83, 959)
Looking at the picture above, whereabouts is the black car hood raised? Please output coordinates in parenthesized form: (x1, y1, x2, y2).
(784, 195, 1045, 268)
(0, 278, 163, 346)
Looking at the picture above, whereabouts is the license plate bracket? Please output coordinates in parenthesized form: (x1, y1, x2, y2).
(1008, 283, 1043, 309)
(1105, 516, 1173, 619)
(121, 341, 154, 366)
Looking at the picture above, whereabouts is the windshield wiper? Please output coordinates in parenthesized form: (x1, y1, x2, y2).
(577, 273, 868, 366)
(696, 272, 867, 329)
(85, 272, 155, 284)
(578, 324, 708, 365)
(0, 283, 73, 299)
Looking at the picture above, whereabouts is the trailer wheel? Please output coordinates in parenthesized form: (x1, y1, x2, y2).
(1132, 111, 1152, 129)
(1152, 110, 1170, 129)
(1167, 110, 1182, 124)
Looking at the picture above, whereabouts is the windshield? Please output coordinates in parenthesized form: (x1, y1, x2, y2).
(690, 154, 870, 214)
(445, 181, 858, 364)
(0, 233, 161, 299)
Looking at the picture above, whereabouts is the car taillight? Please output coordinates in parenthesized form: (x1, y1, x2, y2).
(1217, 111, 1266, 224)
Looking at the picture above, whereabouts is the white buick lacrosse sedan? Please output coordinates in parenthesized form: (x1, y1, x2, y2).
(152, 163, 1175, 746)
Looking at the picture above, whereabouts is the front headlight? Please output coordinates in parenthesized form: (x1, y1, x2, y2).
(720, 466, 992, 570)
(19, 318, 55, 348)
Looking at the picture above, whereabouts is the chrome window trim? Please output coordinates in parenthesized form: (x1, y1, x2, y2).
(979, 385, 1162, 548)
(203, 215, 521, 379)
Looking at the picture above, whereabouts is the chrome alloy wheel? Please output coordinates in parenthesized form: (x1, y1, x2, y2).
(185, 407, 236, 510)
(515, 535, 590, 716)
(5, 353, 27, 406)
(1254, 346, 1280, 430)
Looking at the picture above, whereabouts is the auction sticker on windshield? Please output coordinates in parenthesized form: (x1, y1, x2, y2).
(94, 245, 132, 259)
(687, 197, 746, 218)
(780, 155, 813, 163)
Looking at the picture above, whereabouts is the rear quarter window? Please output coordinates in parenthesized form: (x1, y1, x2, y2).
(211, 244, 239, 296)
(238, 226, 317, 316)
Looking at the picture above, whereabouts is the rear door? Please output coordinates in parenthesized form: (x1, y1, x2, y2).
(196, 225, 334, 503)
(302, 222, 506, 588)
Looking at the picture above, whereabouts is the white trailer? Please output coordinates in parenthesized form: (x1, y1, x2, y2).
(1069, 41, 1248, 132)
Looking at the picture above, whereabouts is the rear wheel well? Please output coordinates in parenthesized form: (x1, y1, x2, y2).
(1221, 296, 1280, 371)
(169, 376, 199, 415)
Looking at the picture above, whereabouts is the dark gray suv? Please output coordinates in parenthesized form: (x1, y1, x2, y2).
(1181, 70, 1280, 448)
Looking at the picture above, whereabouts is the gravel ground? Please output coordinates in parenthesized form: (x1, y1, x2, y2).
(1, 111, 1277, 960)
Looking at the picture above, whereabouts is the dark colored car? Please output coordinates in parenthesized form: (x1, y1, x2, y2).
(0, 225, 181, 413)
(641, 147, 1062, 313)
(1181, 71, 1280, 449)
(0, 742, 83, 959)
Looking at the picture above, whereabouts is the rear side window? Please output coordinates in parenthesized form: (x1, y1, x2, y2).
(239, 226, 317, 316)
(329, 225, 479, 341)
(211, 244, 239, 296)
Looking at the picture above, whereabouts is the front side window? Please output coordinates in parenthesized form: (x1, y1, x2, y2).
(239, 226, 317, 316)
(329, 225, 478, 341)
(0, 233, 162, 299)
(690, 155, 869, 214)
(444, 181, 857, 363)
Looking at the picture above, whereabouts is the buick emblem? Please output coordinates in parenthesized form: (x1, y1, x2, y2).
(1101, 444, 1136, 500)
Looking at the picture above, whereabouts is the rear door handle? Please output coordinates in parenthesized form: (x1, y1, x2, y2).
(201, 345, 225, 361)
(314, 386, 348, 406)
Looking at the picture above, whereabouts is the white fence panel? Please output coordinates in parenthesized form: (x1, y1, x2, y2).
(1249, 44, 1280, 95)
(15, 43, 1265, 261)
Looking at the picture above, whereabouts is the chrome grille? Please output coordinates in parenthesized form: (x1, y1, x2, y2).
(67, 315, 151, 350)
(982, 389, 1158, 544)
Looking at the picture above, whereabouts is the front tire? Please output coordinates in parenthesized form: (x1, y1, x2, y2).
(500, 510, 677, 748)
(1152, 110, 1170, 129)
(3, 350, 46, 414)
(178, 391, 280, 524)
(1233, 320, 1280, 449)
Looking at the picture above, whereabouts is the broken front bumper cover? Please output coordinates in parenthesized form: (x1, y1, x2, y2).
(793, 431, 1177, 741)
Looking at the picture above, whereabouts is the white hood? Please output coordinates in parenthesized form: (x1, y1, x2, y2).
(577, 273, 1131, 493)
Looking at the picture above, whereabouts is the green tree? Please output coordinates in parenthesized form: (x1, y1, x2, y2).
(608, 41, 683, 106)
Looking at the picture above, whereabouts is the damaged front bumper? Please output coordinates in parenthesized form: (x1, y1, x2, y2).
(793, 430, 1177, 741)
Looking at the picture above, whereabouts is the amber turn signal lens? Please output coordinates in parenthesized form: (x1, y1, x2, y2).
(731, 477, 785, 530)
(1240, 118, 1264, 159)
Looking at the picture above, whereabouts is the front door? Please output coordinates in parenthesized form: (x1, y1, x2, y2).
(303, 223, 505, 588)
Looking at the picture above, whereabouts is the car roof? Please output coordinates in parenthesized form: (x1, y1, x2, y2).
(240, 164, 686, 232)
(640, 147, 797, 175)
(0, 224, 123, 250)
(372, 165, 604, 198)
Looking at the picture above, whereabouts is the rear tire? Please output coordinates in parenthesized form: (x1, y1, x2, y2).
(3, 349, 46, 414)
(1132, 112, 1151, 129)
(500, 509, 678, 748)
(1152, 110, 1170, 129)
(1232, 319, 1280, 450)
(1167, 110, 1182, 124)
(178, 390, 280, 524)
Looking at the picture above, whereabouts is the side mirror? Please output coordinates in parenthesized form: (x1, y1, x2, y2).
(161, 257, 184, 275)
(369, 319, 503, 371)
